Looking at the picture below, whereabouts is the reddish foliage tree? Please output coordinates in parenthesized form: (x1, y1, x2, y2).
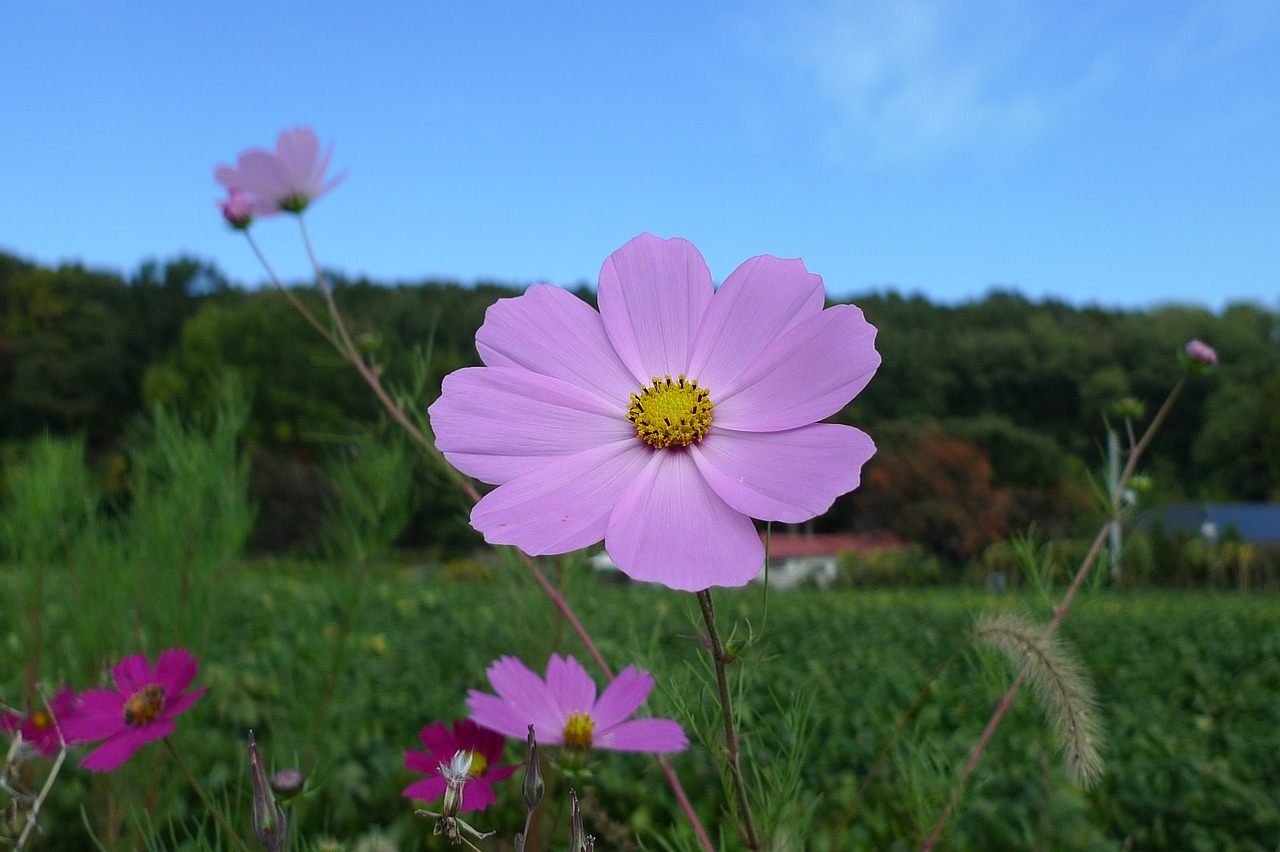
(858, 431, 1011, 564)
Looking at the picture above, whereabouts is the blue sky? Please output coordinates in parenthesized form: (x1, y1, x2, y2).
(3, 1, 1278, 310)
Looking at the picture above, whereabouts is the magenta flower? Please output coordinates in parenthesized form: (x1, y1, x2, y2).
(466, 654, 688, 754)
(403, 719, 519, 812)
(219, 187, 253, 230)
(61, 648, 206, 772)
(215, 127, 344, 215)
(428, 233, 879, 590)
(2, 688, 80, 756)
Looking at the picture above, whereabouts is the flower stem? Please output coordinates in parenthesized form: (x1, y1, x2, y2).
(272, 219, 714, 852)
(697, 589, 760, 850)
(921, 377, 1185, 851)
(15, 747, 66, 850)
(163, 738, 252, 852)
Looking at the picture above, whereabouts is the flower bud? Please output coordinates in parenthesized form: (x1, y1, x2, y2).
(1182, 339, 1218, 371)
(248, 731, 287, 851)
(220, 189, 253, 230)
(1111, 397, 1145, 421)
(522, 724, 544, 810)
(271, 767, 306, 801)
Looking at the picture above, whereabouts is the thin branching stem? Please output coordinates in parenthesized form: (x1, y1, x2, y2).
(163, 739, 252, 852)
(15, 747, 66, 850)
(697, 589, 761, 850)
(921, 377, 1185, 851)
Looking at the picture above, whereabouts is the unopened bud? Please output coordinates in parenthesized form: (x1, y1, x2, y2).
(522, 724, 544, 810)
(271, 767, 306, 800)
(220, 188, 253, 230)
(569, 789, 594, 852)
(1182, 339, 1218, 371)
(248, 731, 287, 851)
(1111, 397, 1145, 421)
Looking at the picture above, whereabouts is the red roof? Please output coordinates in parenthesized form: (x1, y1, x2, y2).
(762, 531, 906, 559)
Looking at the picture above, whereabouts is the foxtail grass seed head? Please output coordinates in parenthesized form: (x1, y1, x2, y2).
(975, 612, 1104, 786)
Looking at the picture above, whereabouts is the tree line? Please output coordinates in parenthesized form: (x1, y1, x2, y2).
(2, 251, 1277, 562)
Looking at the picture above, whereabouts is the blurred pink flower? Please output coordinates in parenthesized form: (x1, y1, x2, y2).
(428, 233, 879, 590)
(2, 689, 79, 757)
(467, 654, 687, 754)
(215, 127, 344, 215)
(61, 648, 206, 772)
(1184, 339, 1218, 368)
(403, 719, 518, 812)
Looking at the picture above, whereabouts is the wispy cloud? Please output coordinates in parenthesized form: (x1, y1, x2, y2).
(739, 0, 1280, 167)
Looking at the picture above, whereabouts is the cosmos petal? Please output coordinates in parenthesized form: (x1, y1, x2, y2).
(591, 665, 654, 731)
(469, 440, 652, 555)
(594, 718, 688, 753)
(80, 720, 175, 772)
(687, 254, 825, 390)
(597, 234, 714, 383)
(417, 722, 455, 758)
(713, 304, 880, 432)
(691, 424, 876, 523)
(275, 127, 320, 188)
(476, 284, 638, 403)
(154, 648, 199, 695)
(163, 686, 205, 719)
(430, 367, 634, 485)
(236, 150, 292, 204)
(545, 654, 597, 714)
(405, 749, 440, 774)
(468, 691, 560, 743)
(459, 780, 498, 812)
(605, 451, 763, 590)
(403, 775, 447, 802)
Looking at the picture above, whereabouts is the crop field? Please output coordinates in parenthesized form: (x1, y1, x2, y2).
(4, 560, 1278, 851)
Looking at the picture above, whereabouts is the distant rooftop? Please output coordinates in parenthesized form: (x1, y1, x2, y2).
(1140, 503, 1280, 546)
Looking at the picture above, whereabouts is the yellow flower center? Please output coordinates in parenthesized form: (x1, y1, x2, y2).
(627, 375, 714, 449)
(465, 749, 488, 777)
(563, 711, 595, 750)
(123, 684, 166, 727)
(30, 711, 52, 730)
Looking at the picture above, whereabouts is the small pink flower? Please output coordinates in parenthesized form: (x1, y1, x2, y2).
(428, 233, 879, 590)
(1, 689, 79, 757)
(1184, 339, 1218, 368)
(215, 127, 344, 216)
(467, 654, 688, 754)
(403, 719, 518, 812)
(61, 648, 206, 772)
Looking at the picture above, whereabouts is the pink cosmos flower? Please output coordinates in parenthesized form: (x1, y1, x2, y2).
(466, 654, 688, 754)
(428, 233, 879, 590)
(60, 648, 206, 772)
(1, 688, 79, 756)
(214, 127, 344, 215)
(403, 719, 519, 812)
(219, 187, 253, 230)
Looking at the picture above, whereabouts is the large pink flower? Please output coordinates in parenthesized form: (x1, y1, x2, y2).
(60, 648, 206, 772)
(428, 233, 879, 590)
(403, 719, 519, 812)
(466, 654, 687, 754)
(215, 127, 344, 215)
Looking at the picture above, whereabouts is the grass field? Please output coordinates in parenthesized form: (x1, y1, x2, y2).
(4, 559, 1280, 851)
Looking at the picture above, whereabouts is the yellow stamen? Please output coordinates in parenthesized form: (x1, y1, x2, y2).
(563, 711, 595, 750)
(466, 749, 488, 777)
(30, 711, 52, 730)
(627, 374, 714, 449)
(123, 684, 166, 727)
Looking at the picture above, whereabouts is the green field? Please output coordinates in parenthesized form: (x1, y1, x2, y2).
(5, 560, 1279, 851)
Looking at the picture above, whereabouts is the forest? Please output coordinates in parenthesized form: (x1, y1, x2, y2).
(2, 250, 1278, 569)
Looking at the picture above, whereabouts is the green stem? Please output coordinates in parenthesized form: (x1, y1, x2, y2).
(696, 589, 760, 850)
(164, 738, 252, 852)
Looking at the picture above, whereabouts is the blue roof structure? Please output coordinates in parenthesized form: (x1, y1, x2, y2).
(1141, 503, 1280, 546)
